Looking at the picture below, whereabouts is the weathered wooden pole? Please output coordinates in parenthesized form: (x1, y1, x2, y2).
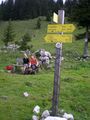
(83, 26, 89, 58)
(51, 10, 65, 116)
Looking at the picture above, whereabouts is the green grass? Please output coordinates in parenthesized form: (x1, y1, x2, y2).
(0, 18, 90, 120)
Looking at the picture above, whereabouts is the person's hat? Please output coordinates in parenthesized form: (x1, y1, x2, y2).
(24, 53, 28, 58)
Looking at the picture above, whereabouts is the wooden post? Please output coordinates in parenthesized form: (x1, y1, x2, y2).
(83, 26, 89, 58)
(51, 10, 65, 116)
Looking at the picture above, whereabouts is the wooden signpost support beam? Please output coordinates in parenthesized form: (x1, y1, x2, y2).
(51, 10, 65, 116)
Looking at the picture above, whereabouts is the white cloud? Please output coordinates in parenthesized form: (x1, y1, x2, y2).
(63, 0, 66, 4)
(54, 0, 57, 2)
(0, 0, 6, 4)
(54, 0, 66, 4)
(0, 0, 66, 5)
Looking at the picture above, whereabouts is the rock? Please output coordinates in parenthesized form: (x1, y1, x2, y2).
(4, 50, 7, 53)
(41, 118, 45, 120)
(61, 57, 64, 61)
(45, 116, 67, 120)
(60, 109, 65, 114)
(23, 92, 29, 97)
(41, 110, 50, 118)
(33, 105, 40, 114)
(63, 113, 74, 120)
(0, 96, 8, 100)
(32, 115, 39, 120)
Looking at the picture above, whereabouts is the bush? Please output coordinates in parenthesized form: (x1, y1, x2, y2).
(19, 33, 32, 50)
(36, 18, 41, 29)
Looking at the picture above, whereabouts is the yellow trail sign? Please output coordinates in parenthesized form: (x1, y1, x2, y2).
(47, 24, 75, 33)
(44, 34, 72, 43)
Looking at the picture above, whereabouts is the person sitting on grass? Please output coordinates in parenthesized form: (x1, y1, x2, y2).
(22, 53, 29, 73)
(39, 49, 52, 66)
(29, 54, 39, 70)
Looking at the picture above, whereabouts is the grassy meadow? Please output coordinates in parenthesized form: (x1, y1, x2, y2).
(0, 18, 90, 120)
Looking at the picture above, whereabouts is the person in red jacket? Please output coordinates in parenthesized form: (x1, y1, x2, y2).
(29, 55, 39, 68)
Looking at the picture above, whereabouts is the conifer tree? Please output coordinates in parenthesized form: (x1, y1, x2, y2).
(36, 18, 41, 29)
(0, 0, 57, 20)
(70, 0, 90, 58)
(19, 33, 32, 50)
(3, 20, 15, 46)
(0, 1, 4, 20)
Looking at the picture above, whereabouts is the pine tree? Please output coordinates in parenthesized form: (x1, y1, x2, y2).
(2, 0, 14, 20)
(0, 1, 4, 20)
(0, 0, 57, 20)
(64, 0, 77, 18)
(70, 0, 90, 58)
(3, 20, 15, 46)
(19, 33, 32, 50)
(46, 12, 51, 21)
(36, 18, 41, 29)
(56, 0, 63, 10)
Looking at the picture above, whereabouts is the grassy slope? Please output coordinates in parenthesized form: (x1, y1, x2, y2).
(0, 18, 90, 120)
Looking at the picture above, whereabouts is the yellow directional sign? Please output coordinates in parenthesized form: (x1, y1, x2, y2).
(44, 34, 72, 43)
(47, 24, 75, 33)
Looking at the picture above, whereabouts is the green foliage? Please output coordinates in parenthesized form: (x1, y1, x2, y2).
(19, 33, 32, 50)
(0, 3, 3, 20)
(0, 49, 90, 120)
(0, 0, 64, 21)
(2, 20, 15, 46)
(22, 33, 31, 42)
(66, 0, 90, 58)
(36, 18, 41, 29)
(69, 0, 90, 27)
(46, 12, 51, 21)
(56, 0, 63, 10)
(0, 18, 90, 120)
(64, 0, 77, 18)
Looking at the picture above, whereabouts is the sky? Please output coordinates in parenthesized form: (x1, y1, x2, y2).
(0, 0, 6, 4)
(54, 0, 66, 4)
(0, 0, 66, 4)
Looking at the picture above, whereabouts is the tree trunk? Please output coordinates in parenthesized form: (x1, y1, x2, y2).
(83, 26, 89, 58)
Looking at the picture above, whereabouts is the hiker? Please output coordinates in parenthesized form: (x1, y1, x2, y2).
(40, 49, 52, 59)
(29, 54, 39, 68)
(22, 53, 29, 73)
(29, 54, 39, 73)
(39, 49, 52, 65)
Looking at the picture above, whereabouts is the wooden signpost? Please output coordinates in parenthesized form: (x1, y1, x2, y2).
(44, 10, 75, 116)
(51, 10, 65, 116)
